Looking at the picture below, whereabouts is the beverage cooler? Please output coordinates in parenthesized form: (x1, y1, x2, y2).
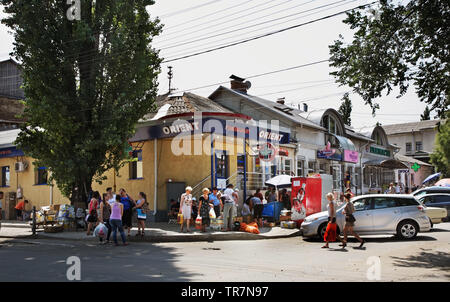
(290, 174, 333, 226)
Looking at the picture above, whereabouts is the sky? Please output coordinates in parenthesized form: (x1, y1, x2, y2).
(0, 0, 436, 128)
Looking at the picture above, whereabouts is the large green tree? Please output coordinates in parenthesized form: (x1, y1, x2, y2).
(329, 0, 450, 117)
(430, 114, 450, 177)
(1, 0, 162, 206)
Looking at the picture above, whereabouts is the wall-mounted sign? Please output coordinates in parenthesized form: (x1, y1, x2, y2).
(411, 163, 421, 172)
(277, 147, 289, 157)
(149, 117, 290, 144)
(0, 147, 24, 159)
(343, 150, 359, 163)
(258, 143, 277, 162)
(317, 141, 342, 161)
(368, 146, 390, 157)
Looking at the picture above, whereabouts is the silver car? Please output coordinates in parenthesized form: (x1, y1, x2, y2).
(301, 194, 431, 240)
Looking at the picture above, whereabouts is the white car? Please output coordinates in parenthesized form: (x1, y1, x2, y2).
(301, 194, 431, 240)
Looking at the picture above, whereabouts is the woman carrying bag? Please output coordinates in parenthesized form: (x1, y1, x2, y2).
(198, 188, 212, 233)
(322, 193, 342, 248)
(86, 191, 100, 236)
(180, 186, 193, 233)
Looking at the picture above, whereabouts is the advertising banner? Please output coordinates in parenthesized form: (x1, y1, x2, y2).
(291, 176, 323, 222)
(343, 150, 359, 163)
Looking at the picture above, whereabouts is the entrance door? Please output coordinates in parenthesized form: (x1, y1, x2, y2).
(215, 151, 228, 189)
(236, 154, 245, 190)
(167, 182, 186, 210)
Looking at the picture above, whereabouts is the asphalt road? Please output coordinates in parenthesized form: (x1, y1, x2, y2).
(1, 223, 449, 282)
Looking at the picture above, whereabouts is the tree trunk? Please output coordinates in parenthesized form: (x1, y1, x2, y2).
(70, 180, 92, 209)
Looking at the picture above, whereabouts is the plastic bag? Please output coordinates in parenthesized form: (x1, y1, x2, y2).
(209, 208, 216, 219)
(93, 223, 107, 238)
(195, 215, 202, 230)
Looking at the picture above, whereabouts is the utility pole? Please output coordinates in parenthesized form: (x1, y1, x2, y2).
(168, 66, 173, 93)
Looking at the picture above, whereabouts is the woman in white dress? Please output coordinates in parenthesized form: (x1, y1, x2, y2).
(180, 186, 193, 233)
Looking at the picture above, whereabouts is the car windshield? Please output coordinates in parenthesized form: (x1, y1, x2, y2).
(414, 191, 427, 198)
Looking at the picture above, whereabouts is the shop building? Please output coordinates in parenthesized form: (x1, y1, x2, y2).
(209, 76, 325, 191)
(355, 125, 406, 193)
(0, 92, 290, 220)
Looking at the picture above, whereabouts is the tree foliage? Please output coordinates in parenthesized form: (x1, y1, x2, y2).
(338, 92, 352, 126)
(430, 114, 450, 177)
(1, 0, 162, 205)
(421, 106, 431, 121)
(329, 0, 450, 117)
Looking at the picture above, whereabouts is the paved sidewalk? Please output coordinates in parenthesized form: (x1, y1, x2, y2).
(1, 221, 300, 243)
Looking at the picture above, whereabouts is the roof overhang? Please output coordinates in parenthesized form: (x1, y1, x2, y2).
(363, 159, 409, 169)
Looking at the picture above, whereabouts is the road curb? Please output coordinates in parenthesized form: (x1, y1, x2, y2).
(34, 230, 301, 243)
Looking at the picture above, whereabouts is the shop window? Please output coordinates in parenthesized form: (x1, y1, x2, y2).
(296, 160, 304, 177)
(307, 161, 315, 174)
(319, 163, 327, 173)
(282, 158, 292, 175)
(415, 141, 423, 152)
(129, 151, 143, 179)
(35, 167, 48, 185)
(405, 142, 412, 153)
(1, 166, 10, 187)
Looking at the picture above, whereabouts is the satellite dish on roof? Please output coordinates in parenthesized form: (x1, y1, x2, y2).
(244, 81, 252, 89)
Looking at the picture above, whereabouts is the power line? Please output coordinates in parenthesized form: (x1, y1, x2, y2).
(158, 0, 223, 18)
(161, 0, 354, 58)
(162, 0, 254, 32)
(162, 2, 377, 63)
(156, 0, 309, 45)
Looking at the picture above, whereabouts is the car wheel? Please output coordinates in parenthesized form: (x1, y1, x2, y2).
(318, 223, 327, 240)
(396, 220, 418, 240)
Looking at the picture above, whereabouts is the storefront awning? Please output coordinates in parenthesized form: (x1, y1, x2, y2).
(363, 159, 409, 169)
(331, 134, 356, 151)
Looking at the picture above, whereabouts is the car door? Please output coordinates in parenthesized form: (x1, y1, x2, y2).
(351, 197, 373, 233)
(371, 197, 399, 232)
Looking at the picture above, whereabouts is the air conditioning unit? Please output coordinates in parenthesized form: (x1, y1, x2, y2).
(15, 161, 28, 172)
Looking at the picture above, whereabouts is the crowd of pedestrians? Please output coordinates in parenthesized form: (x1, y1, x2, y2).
(86, 187, 149, 246)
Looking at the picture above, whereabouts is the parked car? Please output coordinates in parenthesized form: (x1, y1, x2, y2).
(412, 186, 450, 198)
(417, 193, 450, 224)
(301, 194, 431, 240)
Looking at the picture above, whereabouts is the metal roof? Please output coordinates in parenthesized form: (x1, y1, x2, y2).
(209, 86, 325, 131)
(382, 119, 444, 135)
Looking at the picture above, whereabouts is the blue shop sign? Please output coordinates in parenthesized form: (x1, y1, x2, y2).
(317, 149, 343, 161)
(0, 146, 25, 158)
(149, 118, 290, 144)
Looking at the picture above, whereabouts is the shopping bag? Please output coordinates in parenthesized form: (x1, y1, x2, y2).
(195, 215, 202, 230)
(93, 223, 107, 238)
(177, 213, 183, 224)
(209, 208, 216, 219)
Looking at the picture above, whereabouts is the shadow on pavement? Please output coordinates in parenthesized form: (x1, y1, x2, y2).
(0, 238, 198, 282)
(391, 249, 450, 278)
(303, 235, 437, 243)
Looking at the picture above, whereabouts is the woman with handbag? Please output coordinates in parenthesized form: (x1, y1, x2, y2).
(135, 192, 148, 237)
(86, 191, 100, 236)
(322, 193, 343, 248)
(180, 186, 193, 233)
(341, 193, 365, 248)
(198, 188, 212, 233)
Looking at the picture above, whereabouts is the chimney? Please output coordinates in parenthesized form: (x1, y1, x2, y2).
(303, 103, 308, 112)
(276, 97, 285, 105)
(230, 74, 251, 94)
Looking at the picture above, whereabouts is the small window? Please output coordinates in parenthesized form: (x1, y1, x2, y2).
(35, 167, 48, 185)
(405, 142, 412, 152)
(129, 151, 143, 179)
(297, 160, 304, 177)
(1, 166, 10, 187)
(353, 198, 372, 211)
(307, 161, 315, 174)
(373, 197, 396, 209)
(415, 141, 423, 152)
